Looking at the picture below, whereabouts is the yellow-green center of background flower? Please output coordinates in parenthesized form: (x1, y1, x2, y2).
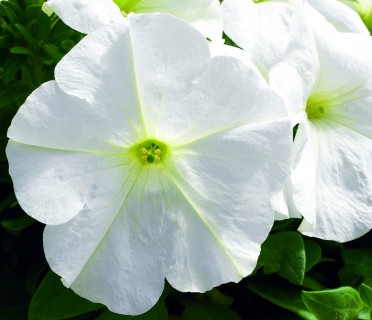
(113, 0, 142, 16)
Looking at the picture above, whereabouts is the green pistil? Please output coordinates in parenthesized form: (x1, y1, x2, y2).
(130, 139, 169, 165)
(306, 104, 326, 120)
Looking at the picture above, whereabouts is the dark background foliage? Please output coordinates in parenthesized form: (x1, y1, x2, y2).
(1, 1, 372, 319)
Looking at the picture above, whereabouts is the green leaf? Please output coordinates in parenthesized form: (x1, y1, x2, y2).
(257, 231, 306, 284)
(34, 9, 51, 41)
(60, 39, 76, 52)
(302, 275, 326, 291)
(0, 35, 12, 49)
(358, 307, 372, 320)
(2, 1, 22, 25)
(24, 262, 48, 295)
(341, 249, 372, 267)
(42, 43, 65, 63)
(28, 271, 102, 320)
(360, 284, 372, 309)
(248, 275, 316, 320)
(182, 303, 240, 320)
(304, 239, 322, 272)
(0, 193, 16, 216)
(202, 288, 233, 308)
(1, 215, 35, 236)
(302, 287, 364, 320)
(96, 298, 167, 320)
(0, 82, 32, 108)
(15, 23, 34, 44)
(10, 46, 34, 56)
(341, 249, 372, 286)
(2, 56, 24, 84)
(2, 1, 24, 19)
(338, 264, 365, 287)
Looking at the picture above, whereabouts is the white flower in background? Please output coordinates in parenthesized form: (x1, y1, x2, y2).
(42, 0, 223, 41)
(6, 14, 292, 315)
(222, 0, 369, 75)
(306, 0, 370, 33)
(270, 6, 372, 242)
(338, 0, 372, 30)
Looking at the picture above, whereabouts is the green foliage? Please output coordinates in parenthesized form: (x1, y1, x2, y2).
(182, 303, 240, 320)
(360, 284, 372, 309)
(1, 215, 35, 236)
(257, 231, 306, 284)
(302, 287, 364, 320)
(340, 248, 372, 287)
(248, 275, 317, 320)
(28, 271, 102, 320)
(304, 239, 322, 272)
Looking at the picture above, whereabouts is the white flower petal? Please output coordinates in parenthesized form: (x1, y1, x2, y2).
(127, 13, 211, 137)
(342, 0, 372, 30)
(6, 141, 126, 225)
(46, 0, 123, 34)
(164, 118, 292, 291)
(298, 122, 372, 241)
(46, 0, 222, 40)
(44, 166, 172, 315)
(127, 0, 223, 41)
(287, 121, 319, 227)
(307, 0, 369, 34)
(7, 81, 138, 152)
(209, 40, 252, 63)
(222, 0, 294, 74)
(136, 52, 288, 144)
(269, 4, 319, 118)
(55, 23, 145, 139)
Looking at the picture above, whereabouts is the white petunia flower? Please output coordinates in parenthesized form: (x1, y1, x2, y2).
(222, 0, 369, 76)
(42, 0, 223, 41)
(338, 0, 372, 30)
(7, 14, 292, 314)
(306, 0, 370, 33)
(270, 6, 372, 242)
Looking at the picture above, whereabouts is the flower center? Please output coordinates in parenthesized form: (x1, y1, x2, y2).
(306, 104, 325, 120)
(130, 139, 169, 165)
(113, 0, 137, 16)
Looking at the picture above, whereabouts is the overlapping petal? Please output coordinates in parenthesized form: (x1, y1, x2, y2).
(222, 0, 294, 75)
(124, 0, 223, 41)
(222, 0, 369, 76)
(297, 122, 372, 241)
(307, 0, 369, 34)
(45, 0, 223, 40)
(339, 0, 372, 29)
(45, 0, 123, 34)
